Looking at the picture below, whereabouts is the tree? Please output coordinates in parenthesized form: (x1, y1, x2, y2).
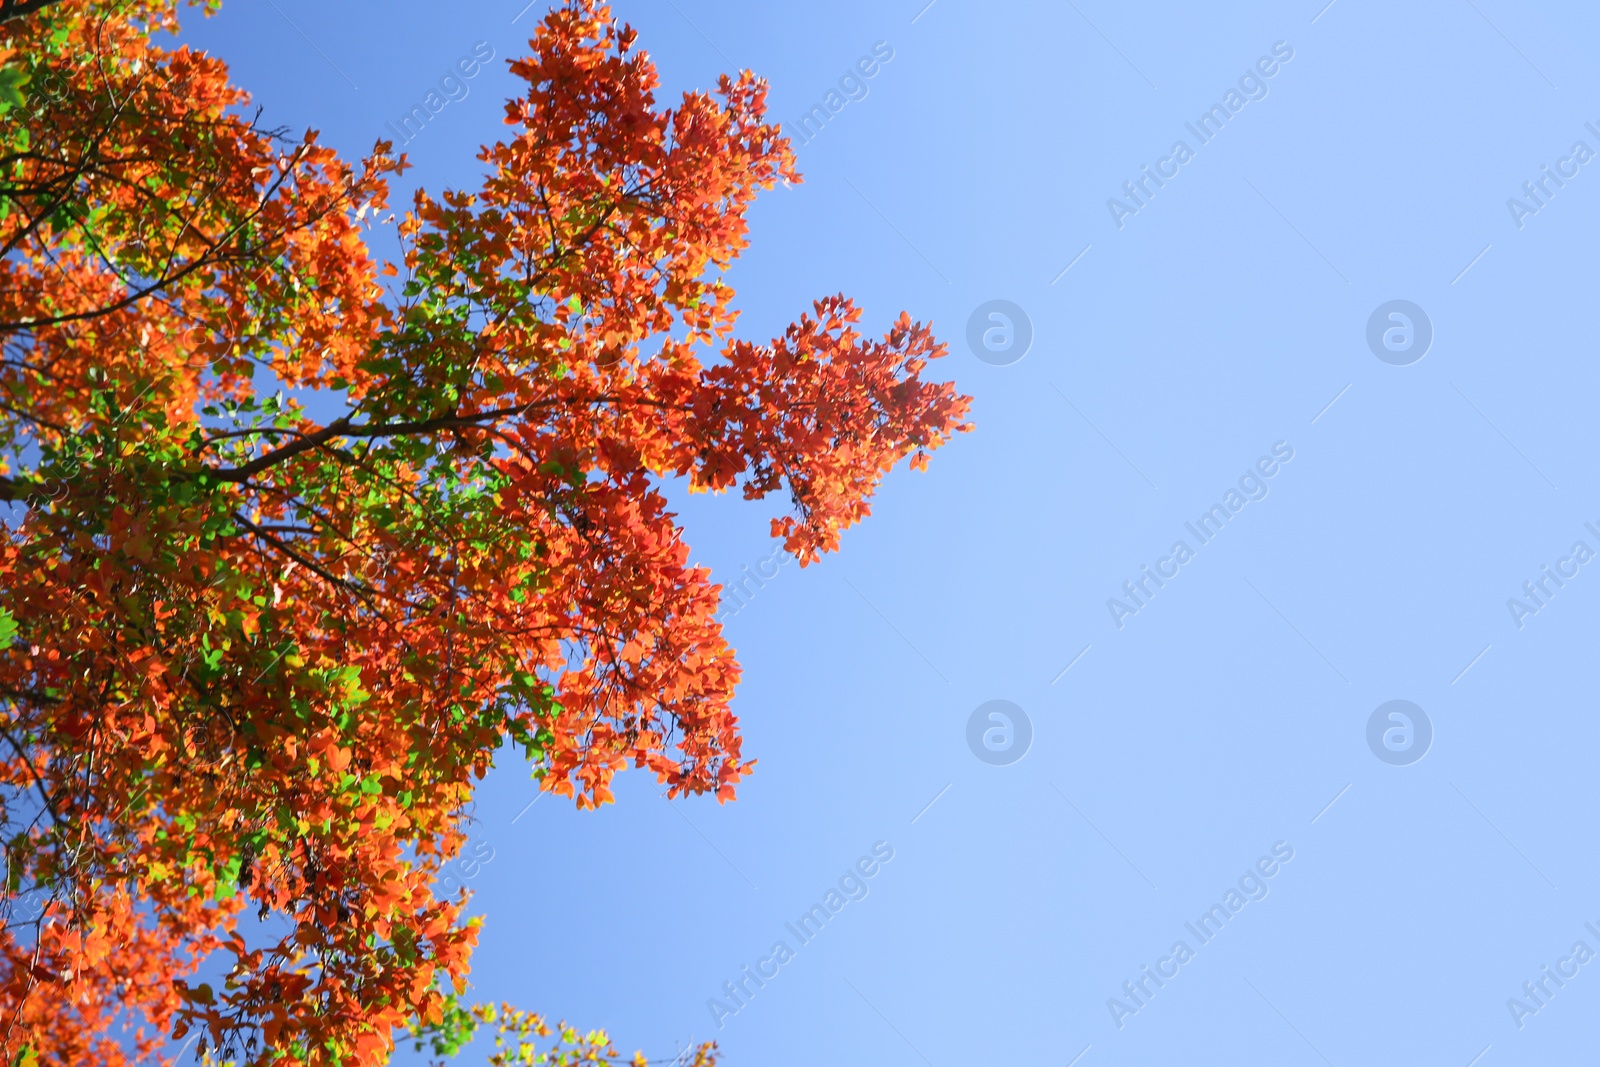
(0, 1, 970, 1064)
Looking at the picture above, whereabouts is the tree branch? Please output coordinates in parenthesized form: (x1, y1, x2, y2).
(0, 0, 68, 25)
(206, 404, 528, 482)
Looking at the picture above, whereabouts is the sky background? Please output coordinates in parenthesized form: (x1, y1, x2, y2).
(176, 1, 1600, 1064)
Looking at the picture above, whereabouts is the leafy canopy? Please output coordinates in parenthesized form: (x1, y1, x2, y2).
(0, 1, 970, 1064)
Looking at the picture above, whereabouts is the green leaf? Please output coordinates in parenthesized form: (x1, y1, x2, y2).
(0, 607, 19, 651)
(0, 68, 29, 114)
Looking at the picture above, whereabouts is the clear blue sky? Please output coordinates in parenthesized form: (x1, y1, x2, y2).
(183, 2, 1600, 1064)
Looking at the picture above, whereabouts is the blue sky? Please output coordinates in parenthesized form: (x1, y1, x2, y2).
(182, 1, 1600, 1064)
